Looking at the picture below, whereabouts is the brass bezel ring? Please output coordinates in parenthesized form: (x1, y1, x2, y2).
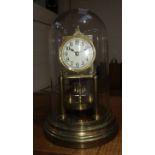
(59, 33, 96, 73)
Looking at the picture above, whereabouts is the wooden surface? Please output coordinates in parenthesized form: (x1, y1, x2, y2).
(33, 93, 122, 155)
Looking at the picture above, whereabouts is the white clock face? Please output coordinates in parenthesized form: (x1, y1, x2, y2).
(59, 37, 96, 72)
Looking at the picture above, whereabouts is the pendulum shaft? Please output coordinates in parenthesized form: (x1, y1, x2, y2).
(78, 78, 82, 105)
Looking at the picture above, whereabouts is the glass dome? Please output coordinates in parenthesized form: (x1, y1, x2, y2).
(44, 8, 117, 148)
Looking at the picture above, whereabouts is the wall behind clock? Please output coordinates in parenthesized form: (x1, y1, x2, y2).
(33, 3, 56, 92)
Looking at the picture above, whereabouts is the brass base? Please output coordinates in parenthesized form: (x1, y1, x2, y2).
(44, 109, 118, 148)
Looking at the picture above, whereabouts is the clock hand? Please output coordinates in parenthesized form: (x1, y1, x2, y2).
(79, 47, 90, 53)
(68, 47, 79, 56)
(69, 47, 76, 53)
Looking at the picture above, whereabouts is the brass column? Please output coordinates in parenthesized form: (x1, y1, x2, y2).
(60, 72, 65, 120)
(94, 75, 99, 120)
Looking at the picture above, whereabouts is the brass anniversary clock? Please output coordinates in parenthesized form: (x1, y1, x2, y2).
(44, 8, 117, 148)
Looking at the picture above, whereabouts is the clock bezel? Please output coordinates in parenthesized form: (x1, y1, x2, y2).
(59, 29, 96, 73)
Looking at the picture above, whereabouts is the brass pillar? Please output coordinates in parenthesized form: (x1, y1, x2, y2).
(94, 75, 99, 120)
(59, 72, 65, 120)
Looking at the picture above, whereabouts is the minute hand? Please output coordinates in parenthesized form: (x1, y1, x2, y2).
(79, 47, 90, 53)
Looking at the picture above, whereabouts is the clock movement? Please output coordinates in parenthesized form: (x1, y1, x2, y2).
(44, 8, 117, 148)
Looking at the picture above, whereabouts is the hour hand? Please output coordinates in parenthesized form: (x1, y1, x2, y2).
(68, 47, 79, 56)
(69, 47, 75, 52)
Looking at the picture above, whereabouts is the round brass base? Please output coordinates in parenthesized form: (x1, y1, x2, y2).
(44, 111, 118, 148)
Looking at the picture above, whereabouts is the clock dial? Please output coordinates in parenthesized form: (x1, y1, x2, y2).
(59, 37, 96, 72)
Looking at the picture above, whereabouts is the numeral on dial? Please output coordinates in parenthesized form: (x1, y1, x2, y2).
(76, 63, 79, 67)
(70, 42, 73, 46)
(81, 41, 84, 46)
(75, 39, 79, 45)
(64, 52, 68, 56)
(81, 61, 84, 65)
(70, 61, 73, 66)
(66, 57, 69, 61)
